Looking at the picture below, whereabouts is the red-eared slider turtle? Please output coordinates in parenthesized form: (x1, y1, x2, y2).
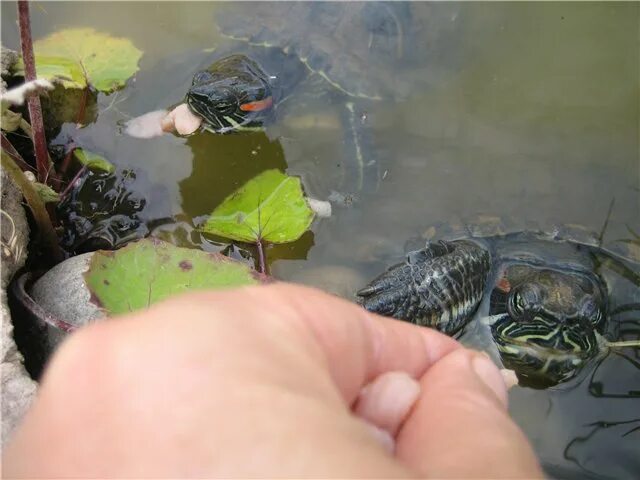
(357, 216, 640, 387)
(184, 2, 459, 190)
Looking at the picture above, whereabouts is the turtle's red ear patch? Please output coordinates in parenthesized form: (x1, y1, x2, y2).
(240, 96, 273, 112)
(497, 276, 511, 292)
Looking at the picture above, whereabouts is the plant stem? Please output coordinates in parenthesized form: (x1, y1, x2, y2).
(1, 133, 34, 173)
(17, 0, 50, 184)
(76, 87, 89, 125)
(59, 164, 87, 202)
(1, 151, 63, 265)
(50, 143, 76, 190)
(58, 143, 77, 177)
(256, 238, 267, 275)
(13, 272, 77, 333)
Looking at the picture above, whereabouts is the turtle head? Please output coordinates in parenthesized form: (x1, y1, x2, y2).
(505, 269, 607, 332)
(489, 266, 608, 387)
(186, 55, 274, 133)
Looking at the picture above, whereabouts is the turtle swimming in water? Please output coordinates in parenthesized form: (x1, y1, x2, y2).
(184, 2, 460, 191)
(357, 216, 640, 387)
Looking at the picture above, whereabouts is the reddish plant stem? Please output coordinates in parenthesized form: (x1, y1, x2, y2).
(76, 87, 89, 125)
(45, 162, 58, 189)
(18, 0, 50, 184)
(1, 133, 35, 173)
(59, 165, 87, 202)
(51, 143, 77, 190)
(256, 238, 268, 275)
(13, 273, 76, 332)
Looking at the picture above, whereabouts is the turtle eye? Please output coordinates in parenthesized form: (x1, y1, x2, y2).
(508, 285, 541, 320)
(577, 297, 605, 328)
(213, 101, 234, 114)
(522, 284, 543, 308)
(516, 291, 526, 311)
(209, 88, 239, 114)
(513, 291, 525, 314)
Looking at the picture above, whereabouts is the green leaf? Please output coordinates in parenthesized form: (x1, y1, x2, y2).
(15, 28, 143, 93)
(14, 56, 86, 89)
(33, 182, 60, 203)
(200, 169, 315, 243)
(73, 148, 115, 173)
(1, 103, 22, 132)
(84, 238, 264, 315)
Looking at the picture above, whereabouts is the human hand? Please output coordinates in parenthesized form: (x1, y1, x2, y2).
(4, 284, 542, 478)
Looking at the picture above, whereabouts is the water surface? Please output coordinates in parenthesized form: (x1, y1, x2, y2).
(2, 2, 638, 477)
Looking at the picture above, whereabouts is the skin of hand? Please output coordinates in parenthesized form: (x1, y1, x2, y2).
(4, 283, 543, 478)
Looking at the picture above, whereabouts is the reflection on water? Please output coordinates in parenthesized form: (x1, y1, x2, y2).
(2, 1, 638, 477)
(180, 132, 287, 219)
(564, 417, 640, 478)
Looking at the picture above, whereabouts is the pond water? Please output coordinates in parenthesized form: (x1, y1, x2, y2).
(2, 2, 639, 477)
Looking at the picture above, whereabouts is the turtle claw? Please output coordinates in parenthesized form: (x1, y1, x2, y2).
(357, 263, 415, 318)
(357, 240, 491, 334)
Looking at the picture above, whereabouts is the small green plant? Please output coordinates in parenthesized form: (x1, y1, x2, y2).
(200, 169, 315, 273)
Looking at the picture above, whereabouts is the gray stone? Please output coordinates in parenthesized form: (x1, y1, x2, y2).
(1, 362, 37, 444)
(1, 170, 29, 290)
(1, 46, 18, 94)
(31, 252, 105, 333)
(1, 167, 37, 448)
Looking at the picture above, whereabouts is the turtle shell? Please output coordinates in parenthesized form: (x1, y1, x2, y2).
(362, 214, 639, 388)
(418, 214, 640, 268)
(214, 2, 460, 100)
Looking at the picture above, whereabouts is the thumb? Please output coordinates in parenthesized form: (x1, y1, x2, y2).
(396, 349, 543, 478)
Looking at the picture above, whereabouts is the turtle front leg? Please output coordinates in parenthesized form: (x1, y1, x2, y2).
(357, 240, 491, 335)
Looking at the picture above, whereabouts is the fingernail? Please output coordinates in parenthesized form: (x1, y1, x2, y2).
(366, 423, 395, 454)
(472, 354, 509, 407)
(355, 371, 421, 435)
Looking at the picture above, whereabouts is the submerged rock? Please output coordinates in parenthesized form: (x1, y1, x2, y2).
(1, 45, 18, 94)
(9, 252, 104, 381)
(30, 252, 105, 332)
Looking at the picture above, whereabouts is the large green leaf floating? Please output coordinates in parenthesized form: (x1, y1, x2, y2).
(84, 239, 265, 315)
(200, 169, 315, 243)
(18, 28, 142, 93)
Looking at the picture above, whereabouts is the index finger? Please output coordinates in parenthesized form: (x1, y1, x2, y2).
(241, 283, 462, 404)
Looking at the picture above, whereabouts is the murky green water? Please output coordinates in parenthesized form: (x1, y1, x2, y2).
(3, 2, 639, 477)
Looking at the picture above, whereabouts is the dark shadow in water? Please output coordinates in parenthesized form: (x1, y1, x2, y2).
(587, 354, 640, 399)
(179, 131, 288, 219)
(199, 230, 315, 273)
(588, 311, 640, 399)
(266, 230, 315, 263)
(563, 418, 640, 478)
